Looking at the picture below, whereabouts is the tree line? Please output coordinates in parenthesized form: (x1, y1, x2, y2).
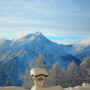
(22, 54, 90, 89)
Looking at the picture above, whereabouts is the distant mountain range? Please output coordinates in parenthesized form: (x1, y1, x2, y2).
(0, 32, 90, 86)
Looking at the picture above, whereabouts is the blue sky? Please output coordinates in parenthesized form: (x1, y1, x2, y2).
(0, 0, 90, 44)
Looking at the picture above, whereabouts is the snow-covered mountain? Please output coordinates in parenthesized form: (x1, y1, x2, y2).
(69, 38, 90, 61)
(0, 38, 12, 49)
(0, 32, 89, 86)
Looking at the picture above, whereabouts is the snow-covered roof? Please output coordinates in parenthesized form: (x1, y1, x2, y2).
(30, 68, 48, 76)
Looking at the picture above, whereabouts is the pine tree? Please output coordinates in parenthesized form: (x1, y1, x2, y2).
(6, 77, 12, 86)
(65, 61, 82, 87)
(30, 54, 47, 69)
(80, 57, 90, 83)
(46, 62, 63, 86)
(22, 70, 33, 89)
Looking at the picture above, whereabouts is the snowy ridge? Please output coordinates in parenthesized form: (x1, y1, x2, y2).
(0, 32, 90, 86)
(69, 38, 90, 61)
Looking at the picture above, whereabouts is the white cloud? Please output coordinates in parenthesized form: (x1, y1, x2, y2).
(0, 0, 90, 42)
(14, 32, 28, 40)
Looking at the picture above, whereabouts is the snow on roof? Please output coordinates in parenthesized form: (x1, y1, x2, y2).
(30, 68, 48, 76)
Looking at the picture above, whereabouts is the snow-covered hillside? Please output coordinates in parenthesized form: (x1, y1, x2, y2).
(0, 32, 89, 86)
(69, 38, 90, 61)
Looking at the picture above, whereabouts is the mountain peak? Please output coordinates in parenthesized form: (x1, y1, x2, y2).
(35, 31, 42, 35)
(24, 32, 42, 38)
(14, 32, 47, 43)
(22, 32, 45, 40)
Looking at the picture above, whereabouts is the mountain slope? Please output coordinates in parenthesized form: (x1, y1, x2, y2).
(70, 38, 90, 61)
(0, 32, 81, 86)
